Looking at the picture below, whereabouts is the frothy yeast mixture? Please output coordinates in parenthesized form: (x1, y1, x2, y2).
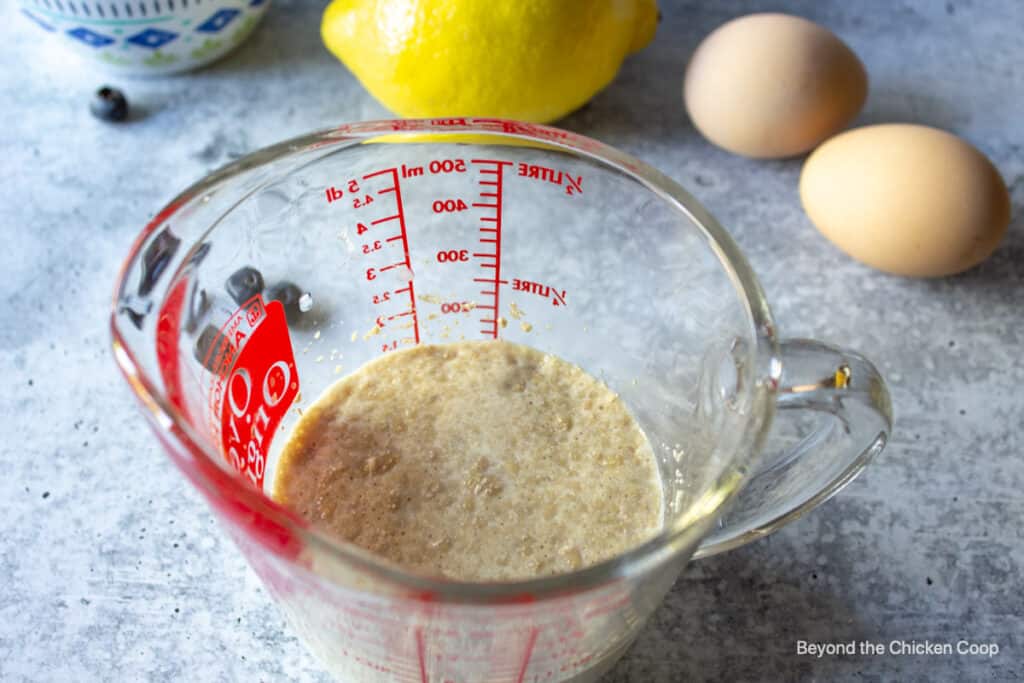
(273, 340, 662, 581)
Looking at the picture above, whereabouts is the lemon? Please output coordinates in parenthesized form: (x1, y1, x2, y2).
(322, 0, 658, 123)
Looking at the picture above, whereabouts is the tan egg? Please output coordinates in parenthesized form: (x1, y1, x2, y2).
(800, 124, 1011, 277)
(684, 13, 867, 158)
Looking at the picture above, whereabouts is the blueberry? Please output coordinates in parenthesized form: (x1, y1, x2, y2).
(138, 228, 181, 297)
(185, 241, 212, 267)
(183, 285, 210, 334)
(265, 281, 306, 324)
(225, 266, 264, 305)
(119, 304, 147, 330)
(90, 86, 128, 122)
(194, 324, 233, 373)
(118, 295, 153, 330)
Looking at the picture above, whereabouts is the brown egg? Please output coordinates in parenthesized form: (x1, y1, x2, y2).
(800, 124, 1011, 277)
(684, 13, 867, 158)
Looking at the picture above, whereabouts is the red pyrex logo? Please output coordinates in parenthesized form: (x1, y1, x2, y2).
(206, 296, 299, 490)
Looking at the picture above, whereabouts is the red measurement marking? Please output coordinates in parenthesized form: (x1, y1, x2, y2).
(391, 170, 420, 345)
(415, 627, 428, 683)
(516, 162, 584, 196)
(512, 277, 568, 307)
(359, 168, 420, 346)
(516, 628, 541, 683)
(400, 163, 424, 178)
(582, 592, 632, 619)
(469, 160, 512, 340)
(324, 186, 344, 203)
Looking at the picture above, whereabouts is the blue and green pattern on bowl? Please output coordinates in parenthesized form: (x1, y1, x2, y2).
(18, 0, 270, 76)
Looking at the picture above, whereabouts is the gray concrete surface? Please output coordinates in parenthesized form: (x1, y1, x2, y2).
(1, 0, 1021, 681)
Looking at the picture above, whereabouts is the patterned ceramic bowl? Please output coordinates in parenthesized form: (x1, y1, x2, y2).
(18, 0, 270, 76)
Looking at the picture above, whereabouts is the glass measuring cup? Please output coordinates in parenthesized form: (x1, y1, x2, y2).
(112, 118, 892, 682)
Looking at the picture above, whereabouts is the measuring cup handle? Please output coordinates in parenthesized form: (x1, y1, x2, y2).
(693, 338, 893, 559)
